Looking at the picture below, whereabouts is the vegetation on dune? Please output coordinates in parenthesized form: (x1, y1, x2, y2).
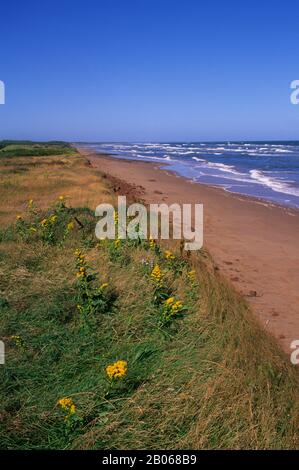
(0, 145, 299, 450)
(0, 140, 76, 158)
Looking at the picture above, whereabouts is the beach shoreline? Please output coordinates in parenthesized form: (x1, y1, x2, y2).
(77, 147, 299, 354)
(76, 145, 299, 214)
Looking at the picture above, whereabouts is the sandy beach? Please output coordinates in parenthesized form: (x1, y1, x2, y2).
(78, 147, 299, 354)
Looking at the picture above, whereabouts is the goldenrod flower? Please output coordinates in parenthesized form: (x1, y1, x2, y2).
(151, 265, 161, 278)
(58, 397, 72, 408)
(57, 397, 76, 416)
(163, 298, 184, 323)
(69, 404, 76, 414)
(151, 265, 164, 285)
(149, 235, 155, 248)
(106, 360, 127, 380)
(187, 270, 196, 281)
(76, 266, 86, 278)
(11, 335, 23, 347)
(161, 297, 186, 325)
(165, 297, 174, 305)
(74, 249, 85, 264)
(171, 300, 183, 312)
(164, 250, 175, 260)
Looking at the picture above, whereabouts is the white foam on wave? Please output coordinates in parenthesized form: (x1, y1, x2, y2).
(135, 153, 175, 163)
(273, 148, 293, 153)
(249, 170, 299, 196)
(205, 161, 244, 176)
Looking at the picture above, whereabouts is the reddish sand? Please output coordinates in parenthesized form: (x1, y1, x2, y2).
(79, 148, 299, 354)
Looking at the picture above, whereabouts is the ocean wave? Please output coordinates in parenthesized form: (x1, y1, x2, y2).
(273, 148, 293, 153)
(205, 161, 244, 175)
(162, 155, 173, 161)
(249, 170, 299, 196)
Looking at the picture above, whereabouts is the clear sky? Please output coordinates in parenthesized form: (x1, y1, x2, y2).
(0, 0, 299, 142)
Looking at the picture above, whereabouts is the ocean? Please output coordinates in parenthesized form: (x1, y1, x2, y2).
(83, 141, 299, 209)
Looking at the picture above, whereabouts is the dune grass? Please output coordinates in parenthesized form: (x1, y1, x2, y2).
(0, 140, 75, 158)
(0, 145, 299, 450)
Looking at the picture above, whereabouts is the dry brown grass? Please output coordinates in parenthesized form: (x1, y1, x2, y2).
(0, 153, 115, 225)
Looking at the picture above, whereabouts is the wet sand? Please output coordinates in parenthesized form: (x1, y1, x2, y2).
(78, 148, 299, 354)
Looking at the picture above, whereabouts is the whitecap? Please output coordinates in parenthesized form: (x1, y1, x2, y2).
(249, 170, 299, 196)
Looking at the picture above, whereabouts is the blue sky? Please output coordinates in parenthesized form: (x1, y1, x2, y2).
(0, 0, 298, 141)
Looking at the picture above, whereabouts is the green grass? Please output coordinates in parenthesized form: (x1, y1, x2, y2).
(1, 196, 299, 450)
(0, 141, 76, 158)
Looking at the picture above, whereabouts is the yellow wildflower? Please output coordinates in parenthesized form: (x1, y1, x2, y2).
(171, 300, 183, 313)
(106, 360, 128, 380)
(16, 215, 22, 221)
(187, 270, 196, 281)
(100, 283, 109, 290)
(114, 238, 121, 247)
(58, 397, 72, 408)
(74, 249, 85, 264)
(165, 297, 175, 305)
(29, 226, 37, 233)
(76, 266, 86, 278)
(50, 214, 58, 223)
(151, 265, 164, 285)
(149, 235, 155, 248)
(28, 199, 34, 208)
(40, 218, 48, 227)
(164, 250, 175, 260)
(57, 397, 76, 415)
(11, 335, 23, 347)
(161, 297, 186, 325)
(67, 221, 74, 231)
(58, 195, 65, 201)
